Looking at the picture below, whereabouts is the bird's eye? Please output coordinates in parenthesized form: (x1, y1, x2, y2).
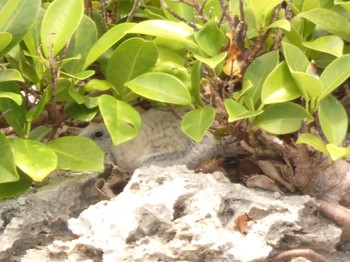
(94, 131, 104, 138)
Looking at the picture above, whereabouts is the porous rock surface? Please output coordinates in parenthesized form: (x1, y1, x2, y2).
(19, 165, 342, 262)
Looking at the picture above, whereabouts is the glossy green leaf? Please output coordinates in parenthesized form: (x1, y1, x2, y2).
(245, 0, 282, 28)
(64, 15, 98, 73)
(225, 99, 263, 122)
(292, 72, 324, 99)
(83, 79, 114, 92)
(48, 136, 104, 172)
(296, 133, 328, 155)
(319, 54, 350, 99)
(193, 52, 227, 69)
(28, 126, 52, 141)
(326, 144, 350, 161)
(0, 0, 41, 56)
(0, 32, 12, 52)
(0, 69, 24, 83)
(127, 20, 198, 51)
(0, 91, 22, 105)
(319, 96, 347, 146)
(283, 41, 310, 73)
(61, 70, 95, 80)
(83, 23, 135, 69)
(267, 19, 291, 31)
(0, 133, 18, 183)
(194, 19, 226, 56)
(335, 0, 350, 12)
(0, 170, 31, 200)
(41, 0, 84, 57)
(303, 36, 344, 57)
(125, 72, 192, 105)
(256, 102, 313, 134)
(262, 62, 301, 104)
(10, 138, 57, 182)
(98, 95, 141, 146)
(300, 8, 350, 42)
(0, 82, 26, 135)
(106, 37, 158, 99)
(181, 107, 215, 143)
(68, 86, 85, 104)
(243, 50, 279, 110)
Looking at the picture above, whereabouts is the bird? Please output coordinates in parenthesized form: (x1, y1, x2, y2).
(79, 109, 223, 172)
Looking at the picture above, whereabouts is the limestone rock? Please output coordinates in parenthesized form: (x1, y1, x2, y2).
(24, 165, 341, 262)
(0, 171, 101, 261)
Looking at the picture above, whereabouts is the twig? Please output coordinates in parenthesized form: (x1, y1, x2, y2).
(160, 0, 199, 30)
(126, 0, 140, 22)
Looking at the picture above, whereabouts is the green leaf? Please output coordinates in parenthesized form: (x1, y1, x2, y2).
(83, 79, 114, 92)
(282, 41, 310, 73)
(98, 95, 141, 146)
(181, 107, 215, 143)
(267, 19, 291, 31)
(48, 136, 104, 172)
(0, 132, 18, 183)
(335, 0, 350, 12)
(318, 95, 347, 146)
(193, 52, 227, 69)
(245, 0, 283, 28)
(61, 70, 95, 80)
(242, 50, 279, 110)
(300, 8, 350, 42)
(0, 69, 24, 83)
(319, 54, 350, 99)
(0, 91, 22, 105)
(256, 102, 313, 134)
(291, 72, 324, 99)
(326, 144, 350, 161)
(106, 37, 158, 99)
(26, 86, 51, 122)
(125, 72, 192, 105)
(64, 15, 98, 73)
(191, 60, 204, 107)
(225, 99, 263, 122)
(10, 138, 57, 182)
(296, 133, 328, 155)
(65, 102, 98, 121)
(0, 32, 12, 53)
(0, 82, 26, 135)
(0, 0, 41, 56)
(83, 23, 136, 70)
(41, 0, 84, 57)
(194, 19, 226, 56)
(0, 170, 31, 200)
(262, 61, 301, 104)
(302, 36, 344, 57)
(127, 20, 198, 51)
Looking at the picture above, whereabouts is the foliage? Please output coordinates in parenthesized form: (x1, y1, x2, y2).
(0, 0, 350, 198)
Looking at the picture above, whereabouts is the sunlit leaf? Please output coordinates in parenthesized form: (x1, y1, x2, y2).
(193, 52, 226, 69)
(98, 95, 141, 146)
(296, 133, 328, 155)
(303, 36, 344, 57)
(10, 138, 57, 182)
(319, 95, 347, 146)
(0, 32, 12, 53)
(300, 8, 350, 42)
(0, 69, 24, 83)
(181, 107, 215, 143)
(262, 62, 301, 104)
(41, 0, 84, 57)
(225, 99, 263, 122)
(48, 136, 104, 172)
(326, 144, 350, 161)
(256, 102, 313, 134)
(125, 72, 192, 105)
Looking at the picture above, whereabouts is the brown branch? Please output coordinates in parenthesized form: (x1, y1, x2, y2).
(160, 0, 199, 30)
(126, 0, 140, 22)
